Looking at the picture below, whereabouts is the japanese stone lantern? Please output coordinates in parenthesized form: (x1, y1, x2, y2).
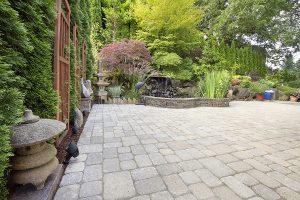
(10, 110, 66, 190)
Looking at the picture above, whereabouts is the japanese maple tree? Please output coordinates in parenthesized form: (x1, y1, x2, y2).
(100, 40, 152, 75)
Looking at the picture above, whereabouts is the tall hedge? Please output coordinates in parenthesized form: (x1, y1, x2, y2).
(0, 1, 27, 198)
(69, 0, 94, 123)
(9, 0, 58, 118)
(0, 0, 59, 198)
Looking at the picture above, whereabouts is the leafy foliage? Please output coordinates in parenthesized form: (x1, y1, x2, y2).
(134, 0, 203, 71)
(100, 40, 152, 74)
(0, 1, 30, 197)
(91, 0, 136, 52)
(196, 0, 299, 66)
(278, 85, 300, 95)
(107, 85, 123, 97)
(69, 0, 95, 123)
(197, 37, 267, 76)
(199, 71, 231, 98)
(9, 0, 59, 118)
(249, 82, 269, 94)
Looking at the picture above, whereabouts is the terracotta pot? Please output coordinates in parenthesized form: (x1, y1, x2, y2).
(290, 95, 298, 102)
(256, 94, 264, 101)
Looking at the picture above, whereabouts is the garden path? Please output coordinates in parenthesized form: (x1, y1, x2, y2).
(55, 101, 300, 200)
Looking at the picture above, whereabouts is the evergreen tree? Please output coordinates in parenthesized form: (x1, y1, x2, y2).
(0, 1, 28, 197)
(9, 0, 58, 118)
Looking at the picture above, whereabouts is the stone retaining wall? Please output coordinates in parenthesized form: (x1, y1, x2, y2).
(143, 96, 230, 108)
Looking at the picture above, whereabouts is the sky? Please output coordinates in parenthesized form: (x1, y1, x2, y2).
(294, 52, 300, 62)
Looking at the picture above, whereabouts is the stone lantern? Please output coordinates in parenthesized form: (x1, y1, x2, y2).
(95, 60, 110, 104)
(10, 110, 66, 190)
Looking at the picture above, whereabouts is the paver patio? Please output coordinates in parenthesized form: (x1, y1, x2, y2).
(55, 101, 300, 200)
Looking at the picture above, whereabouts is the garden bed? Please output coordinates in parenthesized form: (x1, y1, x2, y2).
(56, 112, 89, 163)
(143, 96, 230, 108)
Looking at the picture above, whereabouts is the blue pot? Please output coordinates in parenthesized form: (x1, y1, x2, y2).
(263, 91, 274, 100)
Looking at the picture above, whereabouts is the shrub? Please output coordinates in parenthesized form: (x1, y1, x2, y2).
(287, 80, 300, 88)
(231, 75, 252, 88)
(9, 0, 58, 118)
(125, 87, 140, 100)
(199, 71, 231, 98)
(278, 86, 300, 95)
(100, 40, 152, 75)
(0, 1, 28, 197)
(258, 79, 276, 88)
(249, 82, 268, 94)
(107, 86, 123, 97)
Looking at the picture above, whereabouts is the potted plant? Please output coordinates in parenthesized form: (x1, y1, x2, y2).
(249, 82, 268, 101)
(107, 85, 123, 104)
(278, 86, 299, 102)
(290, 94, 298, 102)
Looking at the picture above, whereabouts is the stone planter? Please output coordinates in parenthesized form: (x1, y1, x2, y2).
(10, 110, 66, 190)
(144, 96, 230, 108)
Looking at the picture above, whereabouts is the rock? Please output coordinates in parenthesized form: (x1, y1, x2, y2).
(74, 108, 83, 129)
(236, 87, 251, 99)
(247, 92, 256, 101)
(227, 89, 234, 99)
(177, 87, 195, 98)
(279, 94, 289, 101)
(171, 79, 182, 88)
(230, 86, 254, 100)
(182, 81, 195, 88)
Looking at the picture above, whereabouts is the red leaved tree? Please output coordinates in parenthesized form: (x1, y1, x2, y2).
(99, 40, 152, 75)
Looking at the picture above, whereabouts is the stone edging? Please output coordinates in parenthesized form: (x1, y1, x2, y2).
(143, 96, 230, 108)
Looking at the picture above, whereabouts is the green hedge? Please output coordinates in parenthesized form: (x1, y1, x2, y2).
(0, 0, 58, 198)
(0, 1, 95, 197)
(69, 0, 94, 123)
(9, 0, 58, 118)
(0, 1, 28, 198)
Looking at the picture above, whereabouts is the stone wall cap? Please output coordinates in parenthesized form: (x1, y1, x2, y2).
(11, 119, 66, 148)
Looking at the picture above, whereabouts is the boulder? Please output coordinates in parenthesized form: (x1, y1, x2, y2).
(237, 87, 251, 99)
(230, 86, 255, 100)
(279, 94, 289, 101)
(177, 87, 197, 98)
(74, 108, 83, 129)
(226, 89, 234, 99)
(171, 79, 182, 88)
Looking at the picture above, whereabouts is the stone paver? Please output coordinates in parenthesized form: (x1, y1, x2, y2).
(80, 181, 102, 198)
(135, 177, 166, 195)
(163, 174, 188, 196)
(103, 171, 135, 199)
(212, 186, 242, 200)
(189, 183, 214, 199)
(55, 102, 300, 199)
(252, 184, 281, 200)
(221, 176, 255, 198)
